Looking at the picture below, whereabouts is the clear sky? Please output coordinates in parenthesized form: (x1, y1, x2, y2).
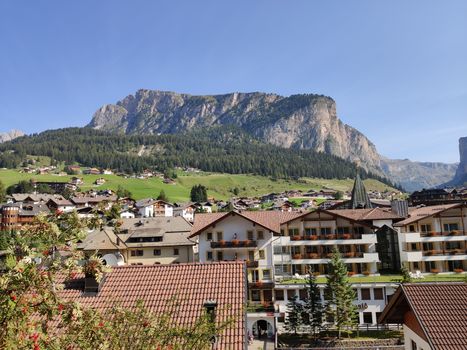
(1, 0, 466, 163)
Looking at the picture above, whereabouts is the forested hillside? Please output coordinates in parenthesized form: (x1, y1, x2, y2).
(0, 127, 395, 186)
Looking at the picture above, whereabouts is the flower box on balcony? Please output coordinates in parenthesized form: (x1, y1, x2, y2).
(362, 271, 371, 276)
(312, 271, 320, 277)
(344, 252, 355, 258)
(347, 271, 356, 277)
(449, 249, 461, 255)
(243, 240, 251, 247)
(325, 253, 334, 258)
(292, 254, 302, 259)
(232, 239, 240, 246)
(431, 269, 440, 274)
(219, 240, 226, 247)
(454, 268, 464, 273)
(342, 234, 351, 239)
(291, 235, 301, 241)
(425, 250, 434, 256)
(307, 253, 318, 259)
(429, 231, 438, 237)
(255, 281, 263, 287)
(327, 234, 336, 240)
(450, 230, 460, 236)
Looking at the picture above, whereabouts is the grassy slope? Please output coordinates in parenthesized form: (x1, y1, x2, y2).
(0, 169, 398, 202)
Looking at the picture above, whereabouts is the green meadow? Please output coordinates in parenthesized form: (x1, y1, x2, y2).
(0, 169, 397, 202)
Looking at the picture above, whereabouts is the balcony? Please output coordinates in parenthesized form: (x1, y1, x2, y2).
(286, 233, 377, 245)
(246, 302, 275, 313)
(210, 240, 257, 248)
(246, 260, 259, 268)
(248, 281, 275, 289)
(403, 231, 467, 243)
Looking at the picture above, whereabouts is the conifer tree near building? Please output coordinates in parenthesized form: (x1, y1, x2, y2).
(303, 265, 324, 338)
(324, 248, 358, 338)
(284, 295, 303, 334)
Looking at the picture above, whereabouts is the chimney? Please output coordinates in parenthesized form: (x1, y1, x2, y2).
(391, 200, 408, 218)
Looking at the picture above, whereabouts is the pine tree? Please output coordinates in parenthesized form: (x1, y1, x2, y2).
(325, 248, 357, 338)
(284, 295, 303, 334)
(0, 180, 6, 203)
(157, 190, 168, 202)
(401, 265, 412, 283)
(303, 266, 324, 338)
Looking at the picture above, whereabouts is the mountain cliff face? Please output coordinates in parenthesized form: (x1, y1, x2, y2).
(380, 157, 458, 192)
(448, 137, 467, 186)
(88, 89, 382, 173)
(0, 129, 24, 143)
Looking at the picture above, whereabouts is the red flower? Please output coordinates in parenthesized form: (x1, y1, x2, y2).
(42, 250, 49, 256)
(34, 345, 40, 350)
(58, 304, 65, 311)
(98, 321, 104, 328)
(142, 320, 149, 327)
(30, 333, 39, 341)
(55, 209, 63, 216)
(10, 294, 17, 301)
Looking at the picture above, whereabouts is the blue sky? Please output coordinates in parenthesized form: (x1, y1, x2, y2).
(1, 0, 466, 163)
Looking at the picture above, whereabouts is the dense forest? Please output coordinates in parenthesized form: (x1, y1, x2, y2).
(0, 127, 397, 187)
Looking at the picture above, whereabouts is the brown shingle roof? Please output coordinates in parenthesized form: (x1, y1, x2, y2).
(327, 208, 403, 221)
(190, 211, 302, 237)
(379, 283, 467, 350)
(394, 203, 462, 227)
(60, 262, 246, 349)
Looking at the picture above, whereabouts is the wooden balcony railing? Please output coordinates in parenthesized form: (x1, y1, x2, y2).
(210, 240, 257, 248)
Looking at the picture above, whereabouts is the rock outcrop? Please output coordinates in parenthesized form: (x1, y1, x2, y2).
(448, 137, 467, 186)
(0, 129, 25, 143)
(88, 89, 382, 173)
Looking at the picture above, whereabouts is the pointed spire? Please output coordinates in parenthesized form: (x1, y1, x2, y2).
(350, 172, 373, 209)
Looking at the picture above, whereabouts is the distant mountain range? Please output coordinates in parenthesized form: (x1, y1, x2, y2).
(0, 129, 24, 143)
(445, 137, 467, 187)
(87, 89, 458, 190)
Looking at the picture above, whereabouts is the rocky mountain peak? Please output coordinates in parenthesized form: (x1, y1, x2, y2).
(0, 129, 25, 143)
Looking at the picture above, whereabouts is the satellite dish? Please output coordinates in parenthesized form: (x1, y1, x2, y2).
(102, 253, 125, 266)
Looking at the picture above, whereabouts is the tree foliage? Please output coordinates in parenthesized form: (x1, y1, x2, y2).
(324, 249, 357, 338)
(0, 212, 233, 349)
(303, 266, 324, 338)
(284, 295, 303, 334)
(0, 179, 6, 203)
(0, 127, 397, 188)
(190, 185, 208, 203)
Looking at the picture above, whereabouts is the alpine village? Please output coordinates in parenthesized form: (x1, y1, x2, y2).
(2, 3, 467, 350)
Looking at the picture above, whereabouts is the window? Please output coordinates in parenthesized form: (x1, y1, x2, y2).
(373, 288, 384, 300)
(320, 227, 332, 235)
(258, 250, 265, 259)
(286, 289, 296, 300)
(361, 288, 371, 300)
(337, 226, 350, 234)
(275, 289, 284, 301)
(304, 228, 317, 236)
(217, 251, 223, 261)
(289, 228, 299, 236)
(153, 249, 161, 256)
(299, 289, 307, 300)
(173, 248, 179, 255)
(251, 290, 261, 302)
(280, 229, 284, 236)
(257, 230, 264, 240)
(206, 251, 213, 261)
(420, 224, 431, 233)
(363, 312, 373, 324)
(131, 250, 143, 257)
(206, 232, 212, 241)
(216, 231, 223, 241)
(262, 269, 271, 280)
(411, 340, 417, 350)
(409, 225, 416, 232)
(443, 223, 459, 232)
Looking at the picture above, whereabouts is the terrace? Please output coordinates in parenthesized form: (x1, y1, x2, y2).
(210, 240, 257, 248)
(276, 272, 467, 284)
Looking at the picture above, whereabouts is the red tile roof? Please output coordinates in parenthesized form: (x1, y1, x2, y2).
(379, 283, 467, 350)
(60, 262, 246, 349)
(190, 210, 302, 237)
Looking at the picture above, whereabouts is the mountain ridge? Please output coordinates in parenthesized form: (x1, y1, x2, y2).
(88, 89, 383, 175)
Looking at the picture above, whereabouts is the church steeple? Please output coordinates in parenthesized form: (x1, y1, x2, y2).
(350, 172, 373, 209)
